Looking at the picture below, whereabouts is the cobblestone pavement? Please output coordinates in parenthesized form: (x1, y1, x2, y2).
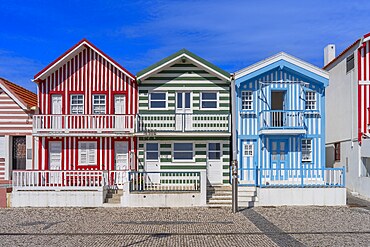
(0, 200, 369, 247)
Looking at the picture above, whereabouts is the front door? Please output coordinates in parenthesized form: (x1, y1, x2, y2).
(12, 136, 26, 170)
(114, 95, 126, 130)
(270, 139, 288, 180)
(176, 92, 192, 131)
(145, 143, 160, 184)
(207, 143, 222, 185)
(49, 141, 62, 184)
(51, 95, 62, 130)
(115, 141, 128, 184)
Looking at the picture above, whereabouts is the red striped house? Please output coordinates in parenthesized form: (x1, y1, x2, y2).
(33, 39, 137, 177)
(324, 32, 370, 199)
(0, 78, 37, 181)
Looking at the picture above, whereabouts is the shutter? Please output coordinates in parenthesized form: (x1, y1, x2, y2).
(88, 142, 97, 164)
(78, 142, 88, 164)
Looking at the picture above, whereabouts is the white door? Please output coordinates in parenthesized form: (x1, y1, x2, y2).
(49, 141, 62, 184)
(176, 92, 192, 131)
(114, 95, 126, 130)
(145, 143, 160, 184)
(207, 143, 222, 185)
(115, 141, 128, 184)
(51, 95, 62, 130)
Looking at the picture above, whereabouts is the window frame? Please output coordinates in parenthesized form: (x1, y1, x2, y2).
(207, 143, 221, 161)
(243, 143, 254, 157)
(92, 94, 106, 114)
(70, 94, 84, 115)
(346, 53, 354, 73)
(200, 92, 219, 110)
(145, 143, 159, 161)
(172, 142, 194, 162)
(241, 91, 253, 111)
(301, 139, 312, 162)
(149, 92, 167, 109)
(305, 91, 317, 111)
(78, 141, 97, 166)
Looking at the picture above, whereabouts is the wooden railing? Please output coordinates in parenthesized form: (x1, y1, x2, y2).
(129, 171, 201, 192)
(259, 110, 304, 130)
(137, 114, 230, 133)
(33, 115, 135, 134)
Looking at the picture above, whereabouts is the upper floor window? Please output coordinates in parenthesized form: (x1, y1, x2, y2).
(346, 53, 354, 73)
(301, 139, 312, 162)
(173, 143, 193, 161)
(208, 143, 221, 160)
(244, 143, 254, 157)
(241, 91, 253, 110)
(305, 91, 316, 110)
(334, 142, 341, 162)
(71, 95, 84, 114)
(149, 92, 167, 109)
(93, 95, 106, 114)
(78, 141, 97, 165)
(146, 143, 159, 161)
(201, 92, 218, 109)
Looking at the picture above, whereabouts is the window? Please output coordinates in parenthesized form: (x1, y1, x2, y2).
(92, 95, 106, 114)
(201, 92, 218, 109)
(78, 142, 97, 165)
(301, 139, 312, 162)
(244, 143, 254, 157)
(346, 54, 354, 73)
(149, 92, 167, 109)
(0, 136, 5, 157)
(241, 91, 253, 110)
(173, 143, 193, 161)
(305, 91, 316, 110)
(146, 143, 159, 160)
(208, 143, 221, 160)
(334, 142, 341, 162)
(71, 95, 84, 114)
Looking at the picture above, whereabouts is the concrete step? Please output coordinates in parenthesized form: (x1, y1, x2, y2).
(208, 204, 232, 208)
(209, 195, 232, 200)
(239, 191, 257, 197)
(208, 199, 232, 204)
(238, 186, 257, 192)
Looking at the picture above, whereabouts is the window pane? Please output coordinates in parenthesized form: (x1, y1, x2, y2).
(146, 151, 158, 160)
(151, 93, 166, 100)
(208, 151, 221, 160)
(174, 143, 193, 151)
(202, 93, 217, 100)
(150, 101, 166, 108)
(177, 93, 183, 108)
(185, 93, 191, 108)
(202, 101, 217, 108)
(146, 143, 158, 151)
(208, 143, 220, 151)
(174, 151, 193, 160)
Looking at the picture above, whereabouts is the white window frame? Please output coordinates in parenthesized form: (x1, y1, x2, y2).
(70, 94, 84, 114)
(208, 143, 222, 161)
(301, 139, 312, 162)
(244, 143, 254, 157)
(149, 92, 167, 109)
(78, 141, 97, 165)
(200, 92, 219, 109)
(241, 91, 253, 110)
(92, 94, 106, 114)
(145, 143, 159, 161)
(172, 142, 194, 162)
(305, 91, 317, 111)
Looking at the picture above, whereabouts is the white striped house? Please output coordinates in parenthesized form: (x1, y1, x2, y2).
(0, 78, 37, 181)
(33, 39, 138, 173)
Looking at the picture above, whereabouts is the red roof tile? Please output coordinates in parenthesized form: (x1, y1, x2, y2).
(0, 78, 37, 109)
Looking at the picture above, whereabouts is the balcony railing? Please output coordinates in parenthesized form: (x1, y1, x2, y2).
(259, 110, 304, 130)
(33, 115, 135, 134)
(137, 113, 230, 133)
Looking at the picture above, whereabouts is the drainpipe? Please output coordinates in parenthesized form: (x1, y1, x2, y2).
(231, 73, 238, 213)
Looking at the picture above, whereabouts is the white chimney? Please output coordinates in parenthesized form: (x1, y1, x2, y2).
(324, 44, 336, 66)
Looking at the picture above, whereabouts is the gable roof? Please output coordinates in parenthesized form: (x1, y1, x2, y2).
(34, 38, 135, 81)
(235, 52, 329, 86)
(137, 49, 230, 81)
(323, 38, 361, 70)
(0, 77, 37, 110)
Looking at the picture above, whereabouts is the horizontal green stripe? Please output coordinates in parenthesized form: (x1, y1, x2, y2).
(160, 144, 172, 148)
(139, 103, 148, 107)
(139, 96, 148, 100)
(138, 151, 144, 156)
(223, 180, 230, 184)
(219, 96, 229, 100)
(223, 144, 230, 148)
(195, 158, 206, 162)
(160, 158, 172, 162)
(139, 90, 148, 94)
(160, 151, 171, 155)
(223, 172, 230, 176)
(193, 103, 200, 107)
(223, 158, 230, 162)
(160, 165, 206, 169)
(168, 103, 175, 107)
(195, 144, 206, 148)
(223, 151, 229, 155)
(195, 151, 206, 155)
(223, 165, 230, 169)
(219, 103, 229, 107)
(139, 144, 144, 148)
(171, 64, 197, 67)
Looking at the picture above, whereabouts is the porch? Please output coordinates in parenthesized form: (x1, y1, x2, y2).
(136, 113, 230, 134)
(33, 115, 135, 136)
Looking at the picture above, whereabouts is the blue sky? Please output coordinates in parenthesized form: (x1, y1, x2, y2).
(1, 0, 370, 92)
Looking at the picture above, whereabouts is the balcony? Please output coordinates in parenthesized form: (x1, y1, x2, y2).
(33, 115, 135, 136)
(259, 110, 306, 135)
(137, 113, 230, 135)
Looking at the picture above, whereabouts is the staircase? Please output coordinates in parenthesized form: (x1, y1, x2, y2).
(104, 189, 123, 207)
(207, 185, 258, 208)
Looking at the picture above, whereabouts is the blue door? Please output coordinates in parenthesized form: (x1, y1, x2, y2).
(270, 139, 288, 180)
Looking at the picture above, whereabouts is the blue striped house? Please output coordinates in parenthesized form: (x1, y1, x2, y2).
(234, 52, 329, 187)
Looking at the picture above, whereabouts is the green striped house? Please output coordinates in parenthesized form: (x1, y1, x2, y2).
(136, 49, 232, 185)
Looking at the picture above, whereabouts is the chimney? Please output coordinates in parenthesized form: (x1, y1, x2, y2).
(324, 44, 336, 66)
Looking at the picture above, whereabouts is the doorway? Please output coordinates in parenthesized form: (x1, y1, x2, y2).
(12, 136, 26, 170)
(271, 91, 286, 127)
(176, 92, 192, 131)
